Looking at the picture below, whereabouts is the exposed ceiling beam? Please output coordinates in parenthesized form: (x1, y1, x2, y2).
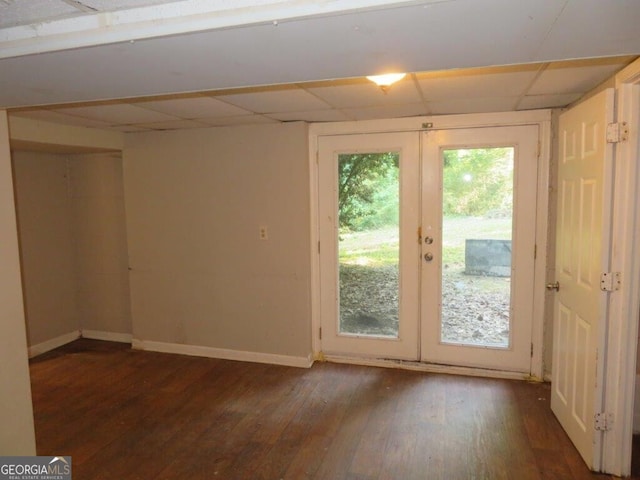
(0, 0, 424, 59)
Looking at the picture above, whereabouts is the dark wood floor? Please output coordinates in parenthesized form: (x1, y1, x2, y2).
(30, 339, 620, 479)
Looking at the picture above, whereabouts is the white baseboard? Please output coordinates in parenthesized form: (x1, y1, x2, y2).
(634, 374, 640, 434)
(28, 330, 81, 358)
(81, 330, 132, 343)
(131, 339, 313, 368)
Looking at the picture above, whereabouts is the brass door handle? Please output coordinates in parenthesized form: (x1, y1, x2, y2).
(546, 281, 560, 292)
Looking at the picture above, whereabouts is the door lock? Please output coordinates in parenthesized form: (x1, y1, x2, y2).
(424, 252, 434, 262)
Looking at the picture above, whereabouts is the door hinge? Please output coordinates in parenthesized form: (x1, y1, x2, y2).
(318, 241, 320, 254)
(594, 412, 614, 431)
(600, 272, 621, 292)
(531, 343, 534, 357)
(319, 327, 322, 340)
(534, 244, 537, 259)
(606, 122, 629, 143)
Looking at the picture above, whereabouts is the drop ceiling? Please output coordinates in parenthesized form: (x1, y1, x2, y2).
(2, 0, 640, 131)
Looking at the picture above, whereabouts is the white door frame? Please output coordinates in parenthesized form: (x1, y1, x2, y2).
(308, 110, 552, 380)
(601, 58, 640, 477)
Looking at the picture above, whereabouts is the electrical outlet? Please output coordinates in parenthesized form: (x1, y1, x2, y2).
(259, 226, 268, 240)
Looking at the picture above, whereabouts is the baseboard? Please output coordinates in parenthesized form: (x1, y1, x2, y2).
(28, 330, 81, 358)
(634, 374, 640, 434)
(81, 330, 132, 344)
(131, 339, 313, 368)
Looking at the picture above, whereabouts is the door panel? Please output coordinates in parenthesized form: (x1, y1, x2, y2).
(421, 126, 538, 372)
(318, 132, 420, 360)
(550, 88, 614, 471)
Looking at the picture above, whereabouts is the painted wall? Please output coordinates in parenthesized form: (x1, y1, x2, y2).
(636, 316, 640, 433)
(12, 150, 131, 351)
(0, 111, 36, 454)
(123, 122, 312, 361)
(12, 151, 79, 346)
(69, 153, 131, 337)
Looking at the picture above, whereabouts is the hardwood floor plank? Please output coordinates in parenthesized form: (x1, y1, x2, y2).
(29, 340, 620, 480)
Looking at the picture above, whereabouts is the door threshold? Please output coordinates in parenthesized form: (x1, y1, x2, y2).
(321, 354, 541, 382)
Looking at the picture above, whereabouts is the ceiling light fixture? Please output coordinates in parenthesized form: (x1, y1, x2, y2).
(366, 73, 407, 93)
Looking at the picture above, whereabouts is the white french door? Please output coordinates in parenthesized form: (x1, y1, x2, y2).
(421, 126, 538, 372)
(318, 132, 420, 360)
(318, 125, 539, 372)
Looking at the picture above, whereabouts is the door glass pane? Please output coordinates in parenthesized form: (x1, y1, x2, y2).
(441, 147, 514, 348)
(338, 152, 400, 337)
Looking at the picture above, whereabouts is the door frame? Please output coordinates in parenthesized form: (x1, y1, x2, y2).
(309, 110, 552, 379)
(601, 58, 640, 477)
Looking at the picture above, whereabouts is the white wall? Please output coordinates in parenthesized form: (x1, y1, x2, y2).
(69, 153, 132, 338)
(123, 122, 312, 362)
(0, 111, 36, 454)
(12, 151, 80, 347)
(12, 150, 132, 352)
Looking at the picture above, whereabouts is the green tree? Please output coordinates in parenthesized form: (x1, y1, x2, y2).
(442, 148, 513, 216)
(338, 152, 399, 230)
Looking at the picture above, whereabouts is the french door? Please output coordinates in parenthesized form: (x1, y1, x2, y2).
(421, 126, 538, 372)
(318, 125, 539, 372)
(318, 132, 420, 359)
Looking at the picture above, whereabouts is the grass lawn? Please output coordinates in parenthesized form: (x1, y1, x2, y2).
(339, 217, 512, 266)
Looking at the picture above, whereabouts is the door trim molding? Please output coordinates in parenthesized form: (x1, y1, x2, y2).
(601, 58, 640, 477)
(309, 110, 552, 377)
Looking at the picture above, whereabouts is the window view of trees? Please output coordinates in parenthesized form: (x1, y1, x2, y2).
(338, 152, 399, 232)
(338, 152, 400, 337)
(443, 148, 513, 217)
(337, 147, 514, 344)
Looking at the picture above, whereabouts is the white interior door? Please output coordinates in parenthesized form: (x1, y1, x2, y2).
(318, 132, 420, 360)
(420, 126, 538, 372)
(550, 89, 615, 471)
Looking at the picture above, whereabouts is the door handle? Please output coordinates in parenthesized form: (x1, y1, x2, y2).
(546, 281, 560, 292)
(424, 252, 434, 262)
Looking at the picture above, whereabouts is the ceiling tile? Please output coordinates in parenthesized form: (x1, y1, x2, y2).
(109, 125, 153, 133)
(527, 57, 635, 95)
(54, 104, 180, 125)
(78, 0, 182, 11)
(218, 88, 331, 113)
(267, 110, 351, 122)
(307, 77, 422, 108)
(0, 0, 81, 28)
(517, 93, 583, 110)
(416, 65, 541, 101)
(198, 115, 279, 127)
(342, 103, 428, 121)
(427, 97, 519, 115)
(135, 96, 252, 118)
(11, 110, 113, 129)
(136, 119, 211, 130)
